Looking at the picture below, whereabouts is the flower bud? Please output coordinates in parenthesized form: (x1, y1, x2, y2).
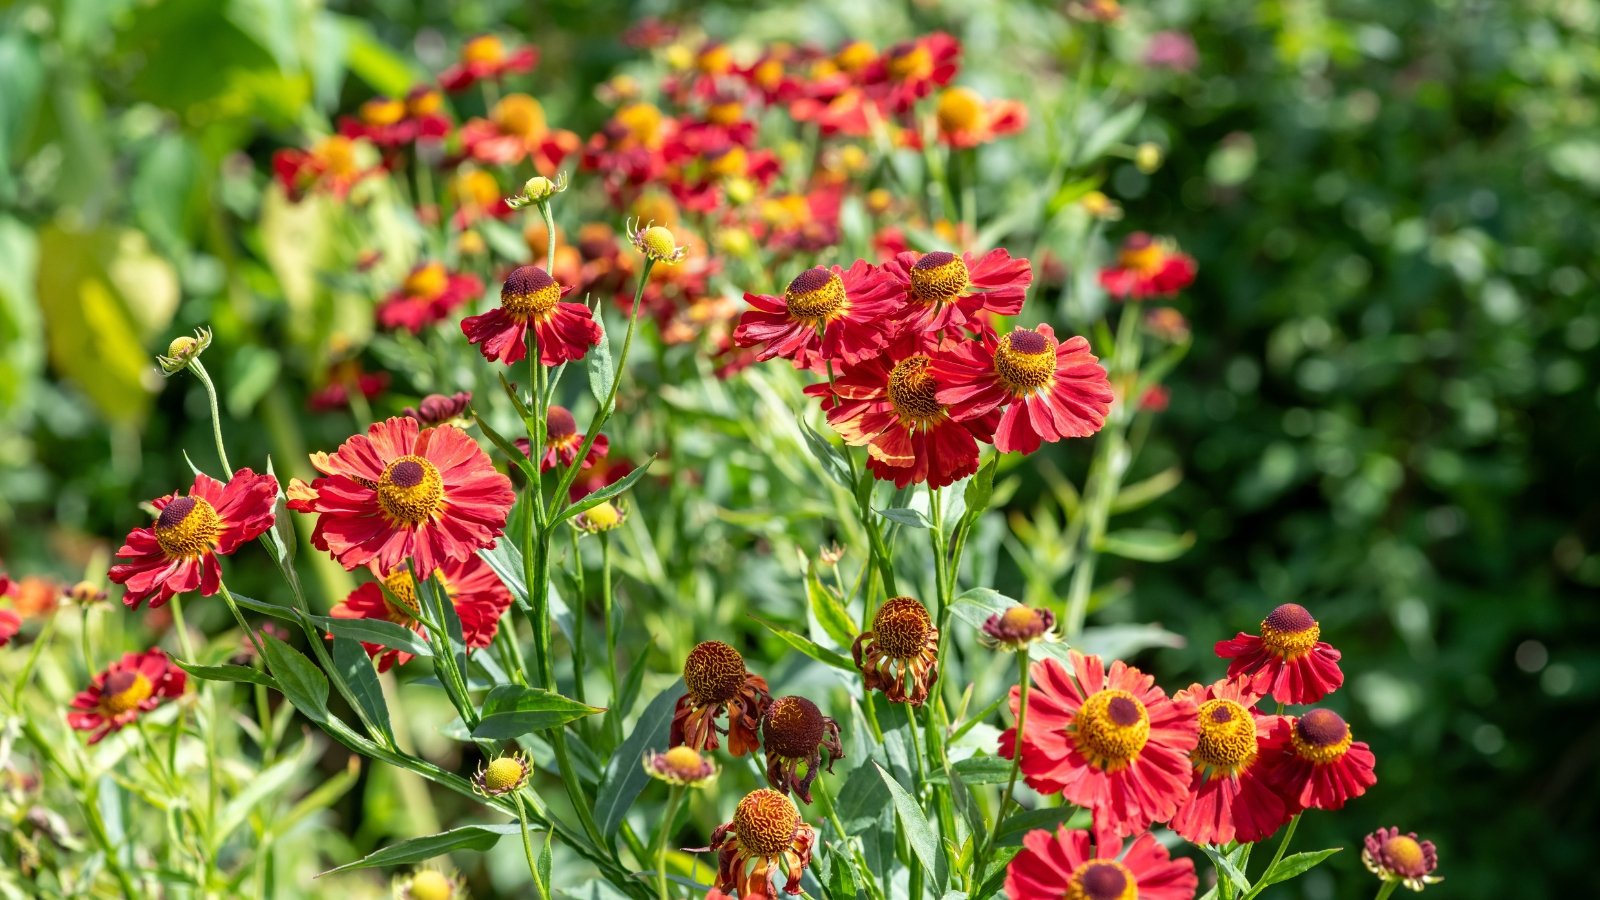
(1135, 142, 1164, 174)
(628, 220, 687, 264)
(158, 327, 213, 376)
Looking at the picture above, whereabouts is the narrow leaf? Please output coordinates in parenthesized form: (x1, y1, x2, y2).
(471, 686, 604, 739)
(555, 455, 655, 525)
(872, 761, 942, 887)
(332, 636, 393, 743)
(172, 659, 276, 688)
(594, 679, 683, 837)
(804, 561, 857, 649)
(312, 615, 433, 659)
(260, 634, 330, 723)
(876, 506, 931, 529)
(1096, 528, 1196, 562)
(748, 613, 853, 671)
(317, 824, 525, 876)
(1252, 848, 1341, 891)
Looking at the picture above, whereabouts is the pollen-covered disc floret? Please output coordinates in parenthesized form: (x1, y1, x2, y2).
(853, 596, 941, 706)
(886, 355, 944, 424)
(1193, 699, 1257, 773)
(908, 251, 971, 305)
(671, 641, 771, 756)
(993, 328, 1059, 395)
(377, 456, 446, 525)
(154, 495, 224, 558)
(462, 264, 599, 366)
(783, 267, 847, 322)
(644, 745, 719, 788)
(1289, 708, 1353, 763)
(1363, 826, 1442, 891)
(981, 605, 1057, 650)
(761, 696, 844, 804)
(1259, 603, 1320, 659)
(1072, 689, 1151, 773)
(472, 752, 530, 796)
(500, 266, 564, 320)
(696, 789, 817, 898)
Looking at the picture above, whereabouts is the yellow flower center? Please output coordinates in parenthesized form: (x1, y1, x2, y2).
(616, 103, 664, 146)
(1118, 237, 1167, 275)
(407, 870, 455, 900)
(1193, 699, 1258, 776)
(871, 597, 934, 659)
(707, 100, 745, 126)
(705, 144, 748, 178)
(936, 87, 984, 134)
(1259, 603, 1320, 660)
(683, 640, 748, 706)
(381, 569, 421, 620)
(377, 456, 445, 526)
(455, 169, 501, 208)
(733, 789, 799, 857)
(155, 496, 223, 559)
(1290, 709, 1353, 764)
(835, 41, 876, 73)
(887, 44, 933, 80)
(101, 670, 154, 715)
(783, 267, 848, 323)
(637, 225, 679, 261)
(753, 58, 784, 89)
(407, 89, 443, 117)
(493, 94, 547, 139)
(908, 251, 970, 306)
(404, 263, 449, 298)
(463, 35, 506, 66)
(1002, 607, 1040, 630)
(361, 97, 406, 126)
(762, 696, 825, 760)
(580, 502, 623, 532)
(993, 328, 1058, 395)
(313, 136, 360, 178)
(696, 44, 733, 75)
(482, 756, 527, 793)
(1382, 835, 1425, 872)
(663, 745, 704, 771)
(886, 355, 944, 425)
(1072, 689, 1151, 772)
(501, 266, 564, 321)
(1065, 860, 1138, 900)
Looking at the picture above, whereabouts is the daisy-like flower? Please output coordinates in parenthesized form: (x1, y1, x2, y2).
(308, 360, 390, 414)
(1363, 826, 1442, 891)
(1007, 827, 1197, 900)
(760, 696, 844, 804)
(338, 94, 448, 150)
(7, 574, 63, 618)
(1259, 708, 1377, 812)
(883, 248, 1031, 336)
(1098, 232, 1197, 300)
(328, 554, 512, 672)
(109, 470, 278, 610)
(458, 94, 578, 173)
(67, 649, 187, 744)
(439, 34, 537, 93)
(394, 867, 466, 900)
(934, 324, 1114, 455)
(695, 788, 818, 898)
(862, 33, 962, 113)
(1215, 603, 1344, 705)
(979, 605, 1058, 651)
(853, 596, 941, 706)
(450, 168, 513, 228)
(461, 265, 601, 366)
(733, 261, 901, 370)
(518, 406, 607, 473)
(471, 752, 531, 797)
(671, 641, 772, 756)
(999, 650, 1199, 847)
(1168, 679, 1293, 846)
(401, 392, 473, 427)
(378, 263, 484, 334)
(811, 335, 997, 489)
(287, 416, 514, 576)
(643, 745, 719, 788)
(272, 136, 374, 202)
(932, 87, 1027, 148)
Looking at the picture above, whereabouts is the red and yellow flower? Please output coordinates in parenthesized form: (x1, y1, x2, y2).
(1215, 603, 1344, 705)
(852, 596, 941, 706)
(272, 135, 376, 202)
(863, 33, 962, 112)
(734, 261, 900, 370)
(109, 470, 279, 610)
(1099, 232, 1197, 299)
(328, 553, 512, 672)
(439, 34, 537, 93)
(308, 359, 390, 414)
(338, 89, 451, 148)
(377, 263, 484, 334)
(516, 405, 607, 473)
(0, 608, 18, 647)
(401, 392, 473, 427)
(1000, 650, 1199, 848)
(671, 640, 772, 756)
(449, 168, 513, 228)
(931, 86, 1027, 148)
(1168, 679, 1294, 846)
(695, 788, 817, 898)
(458, 93, 579, 173)
(461, 265, 602, 366)
(934, 324, 1114, 454)
(67, 649, 187, 744)
(1363, 826, 1443, 891)
(1259, 708, 1377, 812)
(883, 248, 1031, 336)
(760, 695, 844, 804)
(287, 416, 514, 577)
(1007, 827, 1198, 900)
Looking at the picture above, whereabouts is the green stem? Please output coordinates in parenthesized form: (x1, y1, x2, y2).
(655, 787, 685, 900)
(569, 528, 588, 708)
(217, 581, 267, 663)
(1373, 881, 1399, 900)
(189, 359, 234, 474)
(1256, 813, 1300, 889)
(514, 792, 551, 900)
(977, 647, 1030, 880)
(601, 532, 619, 710)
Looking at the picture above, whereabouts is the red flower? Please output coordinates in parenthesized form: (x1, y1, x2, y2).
(450, 169, 514, 228)
(734, 261, 900, 370)
(401, 391, 473, 427)
(934, 324, 1113, 454)
(1098, 233, 1197, 299)
(67, 650, 187, 744)
(0, 609, 18, 647)
(458, 94, 579, 173)
(338, 92, 451, 148)
(518, 405, 607, 473)
(109, 470, 279, 610)
(1215, 603, 1344, 705)
(809, 336, 997, 489)
(883, 248, 1031, 336)
(378, 263, 484, 333)
(272, 136, 375, 202)
(1260, 708, 1377, 812)
(308, 360, 390, 414)
(862, 33, 962, 113)
(287, 416, 514, 576)
(999, 651, 1199, 848)
(932, 87, 1027, 149)
(439, 35, 538, 92)
(462, 265, 601, 366)
(328, 554, 511, 672)
(1168, 679, 1294, 846)
(1007, 827, 1198, 900)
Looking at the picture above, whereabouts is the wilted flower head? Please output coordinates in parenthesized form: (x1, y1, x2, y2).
(696, 788, 817, 898)
(980, 605, 1058, 650)
(158, 327, 213, 376)
(1363, 826, 1442, 891)
(628, 220, 687, 264)
(65, 581, 108, 605)
(853, 596, 941, 706)
(643, 745, 719, 788)
(761, 695, 844, 804)
(471, 752, 531, 797)
(671, 640, 772, 755)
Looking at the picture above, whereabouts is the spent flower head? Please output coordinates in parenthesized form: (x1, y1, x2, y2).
(158, 326, 213, 376)
(507, 172, 567, 209)
(471, 752, 531, 797)
(643, 745, 719, 787)
(627, 219, 687, 264)
(1363, 826, 1442, 891)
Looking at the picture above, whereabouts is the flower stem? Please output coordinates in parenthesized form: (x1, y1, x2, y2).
(514, 792, 551, 900)
(1256, 812, 1300, 889)
(189, 359, 234, 475)
(1373, 880, 1399, 900)
(977, 646, 1030, 880)
(654, 786, 685, 900)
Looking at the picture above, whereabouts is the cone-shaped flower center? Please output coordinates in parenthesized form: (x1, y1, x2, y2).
(1193, 698, 1258, 775)
(493, 94, 546, 139)
(155, 495, 224, 559)
(1381, 835, 1427, 875)
(636, 225, 679, 261)
(784, 267, 848, 323)
(463, 35, 506, 65)
(481, 755, 529, 793)
(683, 640, 748, 706)
(1291, 708, 1353, 764)
(937, 87, 984, 133)
(407, 870, 455, 900)
(361, 97, 406, 126)
(1067, 860, 1136, 900)
(1118, 234, 1166, 275)
(1073, 689, 1151, 772)
(705, 144, 748, 178)
(994, 328, 1059, 395)
(404, 262, 449, 298)
(887, 355, 944, 424)
(908, 251, 970, 305)
(381, 569, 421, 620)
(663, 745, 707, 773)
(579, 501, 623, 532)
(888, 43, 933, 80)
(872, 597, 934, 658)
(1259, 603, 1320, 660)
(733, 789, 799, 857)
(546, 406, 579, 443)
(378, 456, 446, 526)
(763, 695, 825, 760)
(501, 265, 563, 321)
(101, 670, 154, 715)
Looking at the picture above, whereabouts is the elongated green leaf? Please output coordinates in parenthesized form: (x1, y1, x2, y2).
(311, 615, 433, 659)
(748, 613, 853, 671)
(1201, 844, 1252, 893)
(872, 761, 942, 887)
(1247, 848, 1341, 895)
(586, 313, 615, 404)
(805, 562, 857, 649)
(948, 587, 1018, 629)
(877, 506, 931, 528)
(594, 679, 683, 837)
(555, 455, 656, 525)
(260, 635, 329, 723)
(1097, 528, 1196, 562)
(928, 755, 1014, 785)
(1110, 466, 1183, 514)
(172, 659, 276, 688)
(472, 686, 604, 739)
(997, 805, 1090, 845)
(317, 823, 526, 876)
(1077, 101, 1146, 164)
(799, 417, 853, 489)
(963, 453, 999, 518)
(217, 739, 317, 843)
(332, 636, 393, 743)
(225, 591, 299, 622)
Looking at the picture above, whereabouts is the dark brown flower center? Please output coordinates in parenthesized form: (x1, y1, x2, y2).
(1073, 689, 1150, 772)
(101, 670, 154, 715)
(501, 265, 563, 320)
(908, 251, 970, 305)
(683, 640, 747, 706)
(1260, 602, 1321, 659)
(377, 455, 445, 525)
(155, 495, 223, 559)
(1067, 860, 1136, 900)
(783, 267, 848, 322)
(886, 355, 943, 424)
(1291, 708, 1353, 764)
(1193, 698, 1258, 774)
(762, 695, 825, 760)
(871, 597, 933, 658)
(546, 406, 578, 441)
(993, 328, 1058, 395)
